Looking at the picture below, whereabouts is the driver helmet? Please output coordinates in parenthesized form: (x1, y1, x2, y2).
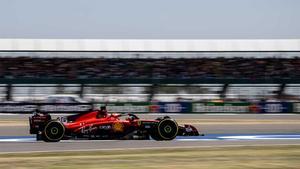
(100, 106, 106, 111)
(99, 106, 108, 115)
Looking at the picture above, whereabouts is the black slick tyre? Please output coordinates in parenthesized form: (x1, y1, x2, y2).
(151, 118, 178, 141)
(43, 121, 65, 142)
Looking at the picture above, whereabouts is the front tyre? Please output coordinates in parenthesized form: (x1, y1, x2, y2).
(43, 121, 65, 142)
(151, 118, 179, 141)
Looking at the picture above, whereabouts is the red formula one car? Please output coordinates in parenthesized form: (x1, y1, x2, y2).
(29, 107, 200, 142)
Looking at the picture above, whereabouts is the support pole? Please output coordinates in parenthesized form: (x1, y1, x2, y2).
(277, 83, 286, 97)
(220, 84, 229, 99)
(79, 84, 84, 98)
(147, 84, 157, 102)
(6, 84, 12, 101)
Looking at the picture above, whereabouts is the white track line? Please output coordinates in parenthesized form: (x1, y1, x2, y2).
(1, 143, 300, 154)
(264, 113, 299, 115)
(2, 134, 300, 142)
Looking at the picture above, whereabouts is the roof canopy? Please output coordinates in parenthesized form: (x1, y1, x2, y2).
(0, 39, 300, 52)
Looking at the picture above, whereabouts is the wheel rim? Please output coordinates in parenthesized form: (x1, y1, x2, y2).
(51, 127, 58, 135)
(164, 125, 172, 133)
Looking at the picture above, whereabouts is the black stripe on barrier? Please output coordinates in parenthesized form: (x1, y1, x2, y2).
(0, 102, 298, 114)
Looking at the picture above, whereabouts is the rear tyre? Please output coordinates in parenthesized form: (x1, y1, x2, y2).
(151, 118, 178, 141)
(43, 121, 65, 142)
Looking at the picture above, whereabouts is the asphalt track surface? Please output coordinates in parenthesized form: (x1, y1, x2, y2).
(0, 114, 300, 153)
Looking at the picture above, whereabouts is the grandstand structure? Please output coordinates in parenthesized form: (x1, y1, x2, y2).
(0, 39, 300, 102)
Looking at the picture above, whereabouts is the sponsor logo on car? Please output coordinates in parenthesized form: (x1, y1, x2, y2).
(112, 122, 124, 132)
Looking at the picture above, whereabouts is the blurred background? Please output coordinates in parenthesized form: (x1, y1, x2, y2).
(0, 1, 300, 168)
(0, 46, 300, 102)
(0, 39, 300, 104)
